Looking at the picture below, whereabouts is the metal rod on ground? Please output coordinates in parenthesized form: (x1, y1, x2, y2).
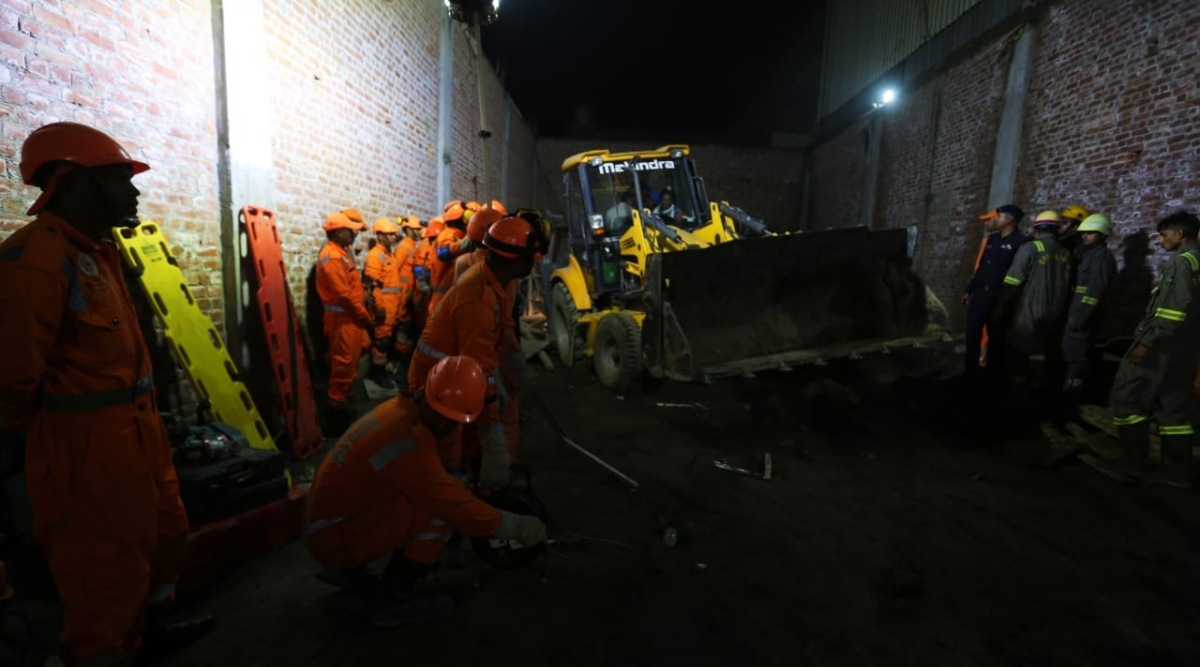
(530, 390, 639, 489)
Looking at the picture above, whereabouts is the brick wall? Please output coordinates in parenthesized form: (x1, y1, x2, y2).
(536, 138, 805, 231)
(0, 0, 541, 421)
(810, 0, 1200, 335)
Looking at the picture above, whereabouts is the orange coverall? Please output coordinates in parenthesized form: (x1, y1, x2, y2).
(304, 395, 502, 569)
(407, 261, 509, 470)
(316, 240, 371, 406)
(364, 244, 402, 366)
(392, 235, 418, 354)
(0, 213, 189, 663)
(411, 237, 437, 332)
(428, 225, 467, 320)
(454, 251, 522, 458)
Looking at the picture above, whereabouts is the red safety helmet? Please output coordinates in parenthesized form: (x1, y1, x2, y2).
(484, 216, 547, 260)
(424, 216, 445, 239)
(373, 217, 399, 234)
(425, 355, 487, 423)
(19, 122, 150, 215)
(443, 202, 465, 224)
(465, 207, 505, 243)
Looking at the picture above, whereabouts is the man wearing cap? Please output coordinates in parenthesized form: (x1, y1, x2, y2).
(1, 122, 213, 665)
(317, 212, 372, 430)
(993, 210, 1073, 392)
(961, 204, 1030, 381)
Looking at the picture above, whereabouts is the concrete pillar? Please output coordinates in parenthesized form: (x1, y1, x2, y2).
(500, 95, 511, 206)
(212, 0, 274, 369)
(860, 112, 884, 228)
(436, 14, 454, 212)
(987, 25, 1037, 210)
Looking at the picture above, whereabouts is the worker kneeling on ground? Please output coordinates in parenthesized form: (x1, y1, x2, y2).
(305, 355, 548, 627)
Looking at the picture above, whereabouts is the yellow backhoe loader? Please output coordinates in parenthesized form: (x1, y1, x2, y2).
(535, 144, 950, 393)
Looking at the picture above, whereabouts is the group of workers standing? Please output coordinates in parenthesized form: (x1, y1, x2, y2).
(962, 203, 1200, 489)
(0, 122, 551, 665)
(309, 197, 554, 625)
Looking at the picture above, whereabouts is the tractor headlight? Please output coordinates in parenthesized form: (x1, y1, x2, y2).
(669, 149, 684, 158)
(590, 214, 605, 235)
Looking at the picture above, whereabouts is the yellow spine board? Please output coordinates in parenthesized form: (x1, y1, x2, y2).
(112, 222, 279, 454)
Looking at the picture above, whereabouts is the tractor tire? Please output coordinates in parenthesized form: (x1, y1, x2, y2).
(549, 282, 585, 368)
(593, 312, 643, 393)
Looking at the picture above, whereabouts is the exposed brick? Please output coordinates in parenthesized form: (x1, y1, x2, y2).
(810, 0, 1200, 336)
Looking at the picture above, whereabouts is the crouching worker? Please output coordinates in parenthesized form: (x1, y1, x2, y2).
(304, 355, 548, 627)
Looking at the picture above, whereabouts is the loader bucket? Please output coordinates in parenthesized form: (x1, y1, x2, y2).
(643, 227, 937, 382)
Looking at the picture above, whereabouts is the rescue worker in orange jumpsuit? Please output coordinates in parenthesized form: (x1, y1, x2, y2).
(391, 214, 423, 361)
(454, 207, 525, 462)
(364, 218, 402, 391)
(316, 212, 372, 429)
(305, 355, 547, 627)
(411, 215, 444, 334)
(0, 122, 213, 666)
(428, 202, 470, 320)
(408, 216, 547, 489)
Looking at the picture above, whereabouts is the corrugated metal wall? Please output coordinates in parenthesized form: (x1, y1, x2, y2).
(820, 0, 982, 119)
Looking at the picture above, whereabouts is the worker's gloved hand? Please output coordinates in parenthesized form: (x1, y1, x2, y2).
(496, 511, 547, 547)
(457, 237, 474, 253)
(479, 424, 511, 488)
(501, 352, 532, 394)
(417, 277, 431, 294)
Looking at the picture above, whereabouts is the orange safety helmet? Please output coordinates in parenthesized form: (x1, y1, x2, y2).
(443, 202, 465, 224)
(341, 208, 365, 226)
(423, 215, 445, 239)
(400, 214, 423, 230)
(324, 212, 364, 232)
(19, 122, 150, 215)
(489, 200, 508, 215)
(373, 217, 399, 234)
(465, 207, 505, 243)
(424, 355, 487, 423)
(465, 201, 482, 212)
(483, 215, 548, 260)
(443, 199, 462, 212)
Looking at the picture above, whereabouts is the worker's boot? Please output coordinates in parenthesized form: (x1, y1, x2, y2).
(370, 556, 453, 628)
(1091, 422, 1150, 482)
(368, 364, 397, 390)
(1149, 434, 1195, 490)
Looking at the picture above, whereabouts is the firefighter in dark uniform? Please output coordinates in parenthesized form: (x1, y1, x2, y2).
(1062, 213, 1117, 399)
(993, 210, 1073, 392)
(1097, 210, 1200, 489)
(961, 204, 1029, 380)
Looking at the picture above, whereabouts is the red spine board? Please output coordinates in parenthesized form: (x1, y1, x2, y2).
(241, 205, 323, 460)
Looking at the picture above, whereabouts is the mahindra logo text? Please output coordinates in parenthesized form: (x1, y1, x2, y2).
(596, 159, 675, 175)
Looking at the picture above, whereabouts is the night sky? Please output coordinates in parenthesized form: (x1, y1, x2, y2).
(480, 0, 824, 138)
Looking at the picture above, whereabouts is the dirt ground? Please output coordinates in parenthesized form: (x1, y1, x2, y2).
(8, 347, 1200, 666)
